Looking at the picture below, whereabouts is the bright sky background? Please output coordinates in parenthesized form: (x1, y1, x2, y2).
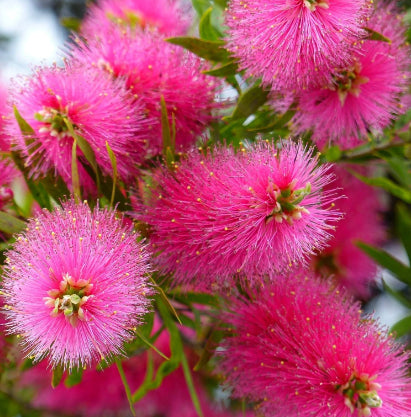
(0, 0, 64, 81)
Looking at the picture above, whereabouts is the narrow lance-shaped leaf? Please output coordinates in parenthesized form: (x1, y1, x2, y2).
(64, 117, 101, 190)
(0, 212, 26, 235)
(191, 0, 212, 17)
(64, 367, 84, 388)
(150, 275, 182, 324)
(349, 171, 411, 203)
(181, 354, 204, 417)
(166, 37, 230, 62)
(248, 109, 296, 133)
(203, 61, 239, 77)
(161, 95, 176, 169)
(51, 365, 64, 388)
(391, 315, 411, 338)
(11, 151, 52, 209)
(357, 242, 411, 285)
(13, 105, 35, 138)
(382, 279, 411, 310)
(199, 7, 221, 41)
(106, 142, 118, 208)
(229, 84, 269, 120)
(364, 27, 391, 43)
(71, 140, 81, 203)
(396, 204, 411, 263)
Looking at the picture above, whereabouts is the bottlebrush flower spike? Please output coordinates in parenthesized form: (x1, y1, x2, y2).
(70, 27, 220, 158)
(220, 271, 411, 417)
(82, 0, 190, 38)
(292, 2, 411, 148)
(1, 200, 151, 369)
(138, 140, 340, 290)
(225, 0, 372, 91)
(7, 64, 148, 190)
(312, 166, 385, 299)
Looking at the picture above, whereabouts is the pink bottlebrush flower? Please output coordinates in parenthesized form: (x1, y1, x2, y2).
(220, 270, 411, 417)
(70, 27, 220, 157)
(7, 64, 148, 189)
(1, 200, 151, 369)
(292, 2, 411, 148)
(138, 140, 340, 289)
(225, 0, 372, 91)
(312, 165, 385, 299)
(82, 0, 191, 38)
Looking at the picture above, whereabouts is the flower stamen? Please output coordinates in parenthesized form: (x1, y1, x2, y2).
(265, 180, 311, 225)
(303, 0, 330, 12)
(338, 374, 382, 416)
(44, 273, 93, 327)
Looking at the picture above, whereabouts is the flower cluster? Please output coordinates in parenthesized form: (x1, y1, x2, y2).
(0, 0, 409, 415)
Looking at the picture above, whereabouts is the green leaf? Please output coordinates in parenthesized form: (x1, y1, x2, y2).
(230, 85, 269, 120)
(13, 106, 42, 172)
(172, 292, 219, 307)
(247, 109, 295, 133)
(383, 155, 411, 188)
(324, 145, 342, 162)
(51, 365, 64, 388)
(161, 95, 175, 168)
(181, 354, 204, 417)
(397, 204, 411, 263)
(105, 142, 118, 207)
(64, 367, 84, 388)
(349, 171, 411, 203)
(40, 175, 70, 203)
(199, 7, 221, 41)
(132, 296, 183, 402)
(391, 315, 411, 338)
(71, 140, 81, 203)
(20, 357, 36, 372)
(357, 242, 411, 285)
(13, 105, 35, 137)
(11, 150, 70, 210)
(364, 27, 391, 43)
(203, 61, 238, 77)
(191, 0, 211, 16)
(64, 118, 101, 189)
(60, 17, 81, 32)
(382, 279, 411, 309)
(166, 37, 230, 62)
(150, 276, 182, 324)
(0, 212, 26, 235)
